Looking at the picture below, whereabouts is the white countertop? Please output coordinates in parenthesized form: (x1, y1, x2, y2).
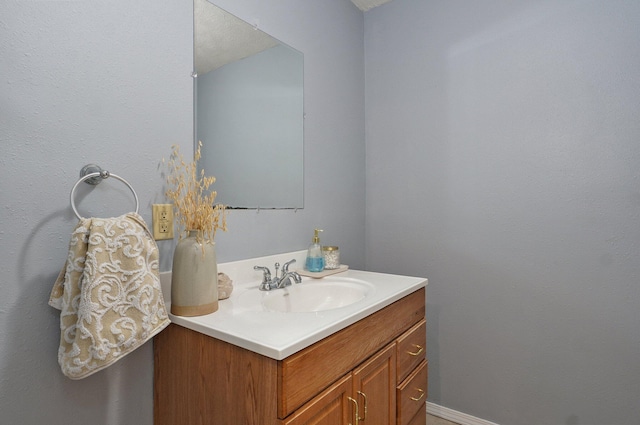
(160, 250, 427, 360)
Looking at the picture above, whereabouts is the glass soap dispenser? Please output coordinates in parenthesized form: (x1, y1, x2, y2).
(305, 229, 325, 272)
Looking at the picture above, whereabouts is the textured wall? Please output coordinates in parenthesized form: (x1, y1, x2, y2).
(364, 1, 640, 424)
(0, 0, 365, 423)
(0, 1, 192, 423)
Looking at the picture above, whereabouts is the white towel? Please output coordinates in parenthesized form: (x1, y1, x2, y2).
(49, 212, 170, 379)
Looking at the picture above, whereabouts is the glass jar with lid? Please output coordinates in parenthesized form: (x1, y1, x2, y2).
(322, 246, 340, 270)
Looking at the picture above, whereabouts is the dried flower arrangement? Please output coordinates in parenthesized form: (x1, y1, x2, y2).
(164, 142, 227, 243)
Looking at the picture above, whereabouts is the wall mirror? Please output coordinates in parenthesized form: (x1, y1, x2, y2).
(194, 0, 304, 209)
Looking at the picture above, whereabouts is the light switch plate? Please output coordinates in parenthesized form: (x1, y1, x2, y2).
(152, 204, 174, 240)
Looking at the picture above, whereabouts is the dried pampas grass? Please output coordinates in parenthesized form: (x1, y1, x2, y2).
(164, 142, 227, 243)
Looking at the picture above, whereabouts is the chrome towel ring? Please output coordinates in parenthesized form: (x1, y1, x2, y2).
(70, 164, 140, 220)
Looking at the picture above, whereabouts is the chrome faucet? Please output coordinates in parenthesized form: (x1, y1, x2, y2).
(254, 259, 302, 291)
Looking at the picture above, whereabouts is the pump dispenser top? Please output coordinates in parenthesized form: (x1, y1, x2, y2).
(305, 229, 325, 272)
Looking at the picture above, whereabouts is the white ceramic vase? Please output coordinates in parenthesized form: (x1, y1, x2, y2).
(170, 230, 218, 316)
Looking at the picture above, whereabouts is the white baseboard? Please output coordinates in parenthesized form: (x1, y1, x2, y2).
(427, 402, 500, 425)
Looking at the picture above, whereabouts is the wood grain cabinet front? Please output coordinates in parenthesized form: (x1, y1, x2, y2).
(283, 343, 397, 425)
(396, 360, 428, 425)
(282, 374, 353, 425)
(352, 342, 397, 425)
(396, 319, 426, 384)
(154, 287, 426, 425)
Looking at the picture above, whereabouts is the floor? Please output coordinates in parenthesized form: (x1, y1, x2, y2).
(427, 413, 460, 425)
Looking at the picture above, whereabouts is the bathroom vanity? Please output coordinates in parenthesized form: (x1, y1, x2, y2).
(154, 251, 428, 425)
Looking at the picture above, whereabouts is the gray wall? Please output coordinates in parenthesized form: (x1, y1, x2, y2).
(0, 0, 365, 423)
(364, 1, 640, 424)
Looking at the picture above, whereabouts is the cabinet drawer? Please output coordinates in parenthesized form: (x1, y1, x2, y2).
(396, 360, 427, 425)
(396, 319, 426, 384)
(281, 374, 352, 425)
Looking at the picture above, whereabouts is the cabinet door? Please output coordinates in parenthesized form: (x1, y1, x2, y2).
(353, 342, 397, 425)
(406, 409, 426, 425)
(282, 374, 353, 425)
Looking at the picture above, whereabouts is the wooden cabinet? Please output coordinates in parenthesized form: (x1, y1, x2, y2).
(154, 287, 426, 425)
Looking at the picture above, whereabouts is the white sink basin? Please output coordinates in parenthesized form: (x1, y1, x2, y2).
(261, 277, 374, 313)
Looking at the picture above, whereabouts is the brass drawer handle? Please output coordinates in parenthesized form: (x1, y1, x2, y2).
(410, 388, 425, 402)
(357, 391, 368, 421)
(348, 396, 359, 425)
(407, 344, 424, 356)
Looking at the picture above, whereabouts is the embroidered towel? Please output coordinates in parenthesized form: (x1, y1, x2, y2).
(49, 212, 170, 379)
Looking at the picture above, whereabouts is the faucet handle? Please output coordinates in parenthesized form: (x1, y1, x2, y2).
(254, 265, 273, 291)
(253, 265, 271, 282)
(282, 258, 297, 273)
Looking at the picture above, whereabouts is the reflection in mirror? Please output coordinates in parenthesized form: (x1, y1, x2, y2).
(194, 0, 304, 209)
